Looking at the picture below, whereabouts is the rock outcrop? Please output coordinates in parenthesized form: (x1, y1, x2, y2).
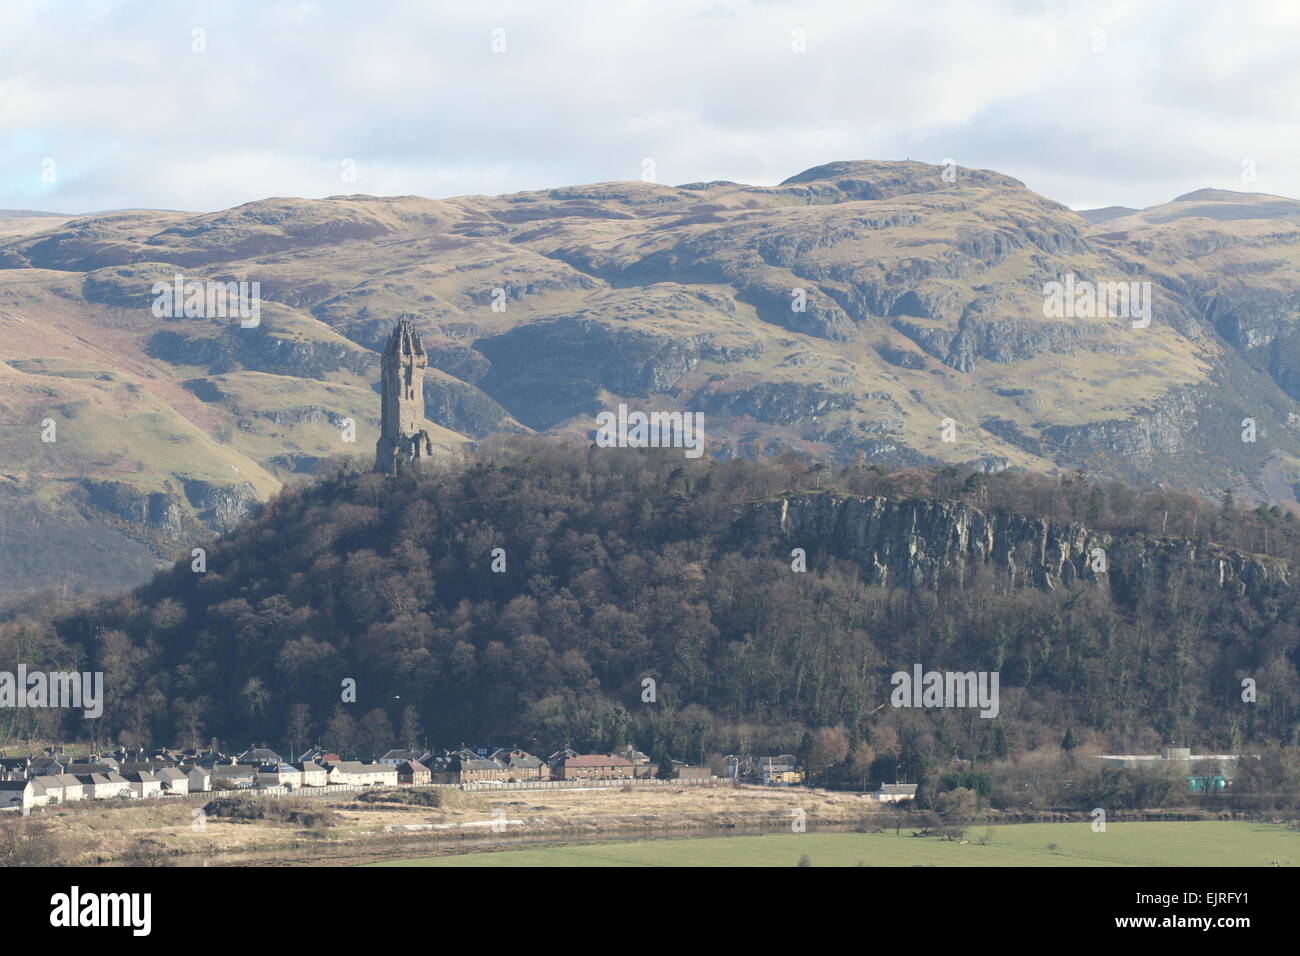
(739, 493, 1290, 600)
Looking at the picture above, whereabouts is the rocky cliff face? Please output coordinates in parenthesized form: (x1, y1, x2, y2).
(739, 493, 1290, 600)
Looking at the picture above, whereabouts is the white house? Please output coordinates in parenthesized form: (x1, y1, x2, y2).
(53, 774, 84, 801)
(78, 773, 133, 800)
(870, 783, 918, 803)
(328, 762, 398, 787)
(31, 778, 59, 805)
(156, 768, 189, 795)
(0, 780, 40, 810)
(295, 761, 328, 788)
(185, 766, 211, 793)
(124, 771, 162, 799)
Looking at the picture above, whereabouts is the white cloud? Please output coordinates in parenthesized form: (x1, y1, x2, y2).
(1, 0, 1297, 213)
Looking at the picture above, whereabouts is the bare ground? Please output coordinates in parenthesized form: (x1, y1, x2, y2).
(16, 784, 878, 866)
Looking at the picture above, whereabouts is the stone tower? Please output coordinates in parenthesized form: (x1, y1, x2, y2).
(374, 317, 434, 475)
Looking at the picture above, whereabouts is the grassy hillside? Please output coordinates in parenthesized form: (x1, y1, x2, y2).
(3, 162, 1300, 597)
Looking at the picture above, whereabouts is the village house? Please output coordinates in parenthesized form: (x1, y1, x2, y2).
(257, 763, 301, 788)
(238, 748, 282, 765)
(73, 773, 104, 800)
(615, 745, 654, 779)
(123, 770, 162, 799)
(554, 754, 635, 781)
(53, 774, 85, 801)
(27, 756, 67, 777)
(295, 761, 328, 788)
(871, 783, 918, 803)
(69, 755, 119, 772)
(326, 761, 398, 787)
(120, 759, 177, 774)
(396, 760, 431, 786)
(30, 778, 57, 806)
(155, 768, 189, 795)
(184, 766, 211, 793)
(65, 763, 118, 781)
(78, 772, 133, 800)
(210, 764, 258, 789)
(379, 749, 431, 767)
(491, 749, 547, 782)
(297, 747, 339, 764)
(0, 756, 31, 780)
(0, 779, 41, 810)
(427, 750, 508, 785)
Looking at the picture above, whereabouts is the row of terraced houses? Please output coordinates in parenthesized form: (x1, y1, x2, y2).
(0, 743, 717, 811)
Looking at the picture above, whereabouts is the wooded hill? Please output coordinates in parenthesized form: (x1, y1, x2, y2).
(2, 441, 1297, 785)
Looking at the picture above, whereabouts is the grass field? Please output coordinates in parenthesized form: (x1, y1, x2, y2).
(373, 821, 1300, 867)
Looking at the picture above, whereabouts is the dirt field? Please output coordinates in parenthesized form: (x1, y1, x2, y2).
(9, 784, 874, 866)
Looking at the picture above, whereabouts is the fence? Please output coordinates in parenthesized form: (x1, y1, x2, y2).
(253, 776, 725, 797)
(3, 774, 732, 815)
(460, 776, 723, 793)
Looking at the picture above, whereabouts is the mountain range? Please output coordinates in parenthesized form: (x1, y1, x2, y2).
(3, 159, 1300, 597)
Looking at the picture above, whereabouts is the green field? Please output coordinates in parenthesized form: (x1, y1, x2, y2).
(373, 822, 1300, 867)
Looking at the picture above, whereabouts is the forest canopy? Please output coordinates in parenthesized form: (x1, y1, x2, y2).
(2, 439, 1297, 784)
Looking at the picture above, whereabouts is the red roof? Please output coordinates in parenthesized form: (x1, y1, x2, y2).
(563, 754, 633, 767)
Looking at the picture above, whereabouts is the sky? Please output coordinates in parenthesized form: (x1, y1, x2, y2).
(2, 0, 1299, 215)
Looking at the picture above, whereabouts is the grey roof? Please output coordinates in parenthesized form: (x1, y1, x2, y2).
(211, 765, 256, 778)
(70, 756, 118, 769)
(238, 749, 282, 763)
(380, 749, 427, 761)
(120, 760, 176, 772)
(492, 749, 544, 768)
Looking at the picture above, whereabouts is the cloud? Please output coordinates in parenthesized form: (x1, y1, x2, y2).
(1, 0, 1297, 213)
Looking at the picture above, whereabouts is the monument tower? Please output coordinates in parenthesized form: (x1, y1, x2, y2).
(374, 316, 434, 474)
